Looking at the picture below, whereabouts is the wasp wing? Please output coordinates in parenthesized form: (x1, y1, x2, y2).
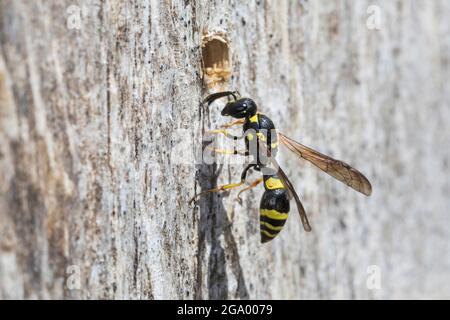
(276, 165, 312, 232)
(258, 139, 312, 232)
(278, 132, 372, 196)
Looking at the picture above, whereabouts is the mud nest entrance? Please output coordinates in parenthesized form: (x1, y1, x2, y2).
(201, 34, 231, 88)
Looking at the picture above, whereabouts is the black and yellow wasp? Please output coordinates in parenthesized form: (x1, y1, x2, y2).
(191, 91, 372, 243)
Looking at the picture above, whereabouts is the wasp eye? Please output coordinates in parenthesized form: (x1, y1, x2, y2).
(243, 103, 247, 108)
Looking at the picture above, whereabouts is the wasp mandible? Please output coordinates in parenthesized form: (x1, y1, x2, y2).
(190, 91, 372, 243)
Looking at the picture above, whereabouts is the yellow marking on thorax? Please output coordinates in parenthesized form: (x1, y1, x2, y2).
(246, 133, 254, 141)
(256, 132, 266, 141)
(260, 209, 288, 220)
(265, 177, 284, 190)
(249, 114, 258, 123)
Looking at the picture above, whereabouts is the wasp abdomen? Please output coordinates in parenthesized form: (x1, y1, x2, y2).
(259, 177, 290, 243)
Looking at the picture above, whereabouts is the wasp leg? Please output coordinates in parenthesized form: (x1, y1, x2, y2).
(207, 129, 244, 140)
(220, 119, 245, 129)
(206, 146, 248, 156)
(236, 178, 263, 203)
(189, 181, 245, 205)
(189, 164, 256, 204)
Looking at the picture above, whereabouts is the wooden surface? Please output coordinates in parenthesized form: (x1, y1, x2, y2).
(0, 0, 449, 299)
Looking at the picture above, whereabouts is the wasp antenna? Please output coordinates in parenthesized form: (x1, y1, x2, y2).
(203, 91, 240, 106)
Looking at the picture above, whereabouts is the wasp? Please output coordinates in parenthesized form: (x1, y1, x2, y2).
(191, 91, 372, 243)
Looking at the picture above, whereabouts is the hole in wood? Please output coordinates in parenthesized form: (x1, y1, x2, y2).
(201, 33, 231, 88)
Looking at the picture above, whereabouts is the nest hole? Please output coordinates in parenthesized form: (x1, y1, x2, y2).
(201, 35, 231, 88)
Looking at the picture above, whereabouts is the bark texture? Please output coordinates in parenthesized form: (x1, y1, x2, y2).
(0, 0, 449, 299)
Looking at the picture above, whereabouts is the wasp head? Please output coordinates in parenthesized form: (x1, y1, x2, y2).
(221, 98, 257, 119)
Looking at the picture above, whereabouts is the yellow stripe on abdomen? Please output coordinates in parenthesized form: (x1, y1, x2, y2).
(260, 209, 288, 220)
(261, 230, 277, 238)
(264, 177, 284, 190)
(260, 221, 284, 231)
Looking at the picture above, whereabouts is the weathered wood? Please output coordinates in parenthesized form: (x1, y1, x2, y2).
(1, 0, 449, 299)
